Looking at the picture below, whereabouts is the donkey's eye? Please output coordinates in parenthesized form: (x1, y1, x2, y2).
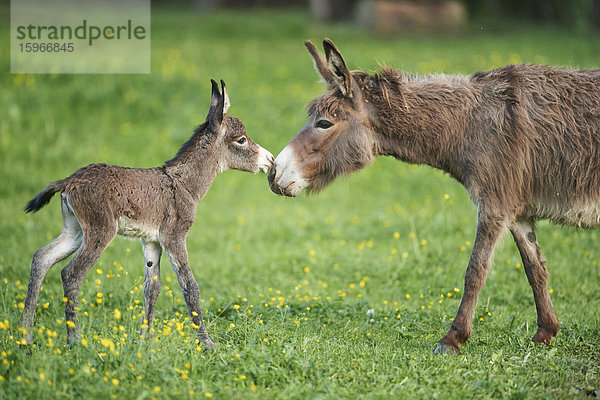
(315, 120, 334, 130)
(235, 137, 247, 145)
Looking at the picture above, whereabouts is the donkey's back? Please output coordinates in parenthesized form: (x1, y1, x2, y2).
(26, 162, 172, 240)
(469, 64, 600, 228)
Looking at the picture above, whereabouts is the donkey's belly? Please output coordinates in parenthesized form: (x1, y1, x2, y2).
(528, 200, 600, 229)
(117, 217, 159, 241)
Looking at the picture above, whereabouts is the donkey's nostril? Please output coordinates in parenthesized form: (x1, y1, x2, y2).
(267, 167, 276, 184)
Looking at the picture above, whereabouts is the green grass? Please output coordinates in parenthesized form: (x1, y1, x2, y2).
(1, 6, 600, 399)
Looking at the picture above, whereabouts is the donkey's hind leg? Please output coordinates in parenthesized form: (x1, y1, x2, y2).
(510, 219, 560, 344)
(140, 240, 162, 337)
(20, 197, 82, 344)
(61, 225, 116, 344)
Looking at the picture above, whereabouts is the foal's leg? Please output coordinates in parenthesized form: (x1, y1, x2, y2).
(510, 219, 560, 344)
(61, 226, 116, 344)
(20, 199, 82, 344)
(436, 207, 506, 354)
(162, 237, 216, 350)
(140, 240, 162, 336)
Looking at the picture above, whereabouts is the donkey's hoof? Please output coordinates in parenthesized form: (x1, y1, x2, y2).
(434, 342, 460, 355)
(532, 327, 559, 345)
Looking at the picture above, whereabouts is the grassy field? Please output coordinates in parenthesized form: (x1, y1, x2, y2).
(1, 6, 600, 399)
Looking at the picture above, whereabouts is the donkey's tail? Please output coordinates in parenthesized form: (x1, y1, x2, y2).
(25, 180, 66, 213)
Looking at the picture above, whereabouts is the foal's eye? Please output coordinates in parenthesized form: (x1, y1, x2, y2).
(235, 137, 247, 145)
(315, 120, 334, 130)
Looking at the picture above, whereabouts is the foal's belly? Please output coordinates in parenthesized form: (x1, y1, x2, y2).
(117, 217, 159, 241)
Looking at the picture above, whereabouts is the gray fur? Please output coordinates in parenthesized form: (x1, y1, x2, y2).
(21, 80, 274, 349)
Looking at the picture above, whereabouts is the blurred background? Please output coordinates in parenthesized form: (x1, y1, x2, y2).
(2, 0, 600, 302)
(2, 0, 600, 291)
(182, 0, 600, 32)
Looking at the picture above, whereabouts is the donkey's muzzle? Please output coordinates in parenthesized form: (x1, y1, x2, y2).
(267, 166, 292, 197)
(268, 148, 307, 197)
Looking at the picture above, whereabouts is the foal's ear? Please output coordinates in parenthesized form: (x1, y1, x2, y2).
(305, 40, 334, 84)
(220, 80, 230, 116)
(323, 38, 353, 98)
(207, 79, 224, 126)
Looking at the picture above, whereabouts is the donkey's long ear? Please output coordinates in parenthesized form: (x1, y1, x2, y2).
(207, 79, 224, 126)
(305, 40, 334, 84)
(323, 38, 353, 98)
(220, 80, 230, 116)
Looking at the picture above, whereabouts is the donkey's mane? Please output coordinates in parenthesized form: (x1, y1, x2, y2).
(307, 66, 473, 121)
(371, 66, 471, 86)
(164, 122, 214, 168)
(307, 67, 405, 118)
(307, 91, 352, 119)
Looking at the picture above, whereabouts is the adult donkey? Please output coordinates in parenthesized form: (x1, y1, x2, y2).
(268, 39, 600, 354)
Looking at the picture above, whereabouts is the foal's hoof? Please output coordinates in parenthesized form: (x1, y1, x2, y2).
(66, 337, 82, 348)
(204, 341, 218, 351)
(199, 336, 217, 351)
(19, 340, 33, 352)
(434, 342, 460, 355)
(19, 342, 33, 356)
(19, 336, 33, 348)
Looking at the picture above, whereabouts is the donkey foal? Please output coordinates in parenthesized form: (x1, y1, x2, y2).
(21, 80, 273, 349)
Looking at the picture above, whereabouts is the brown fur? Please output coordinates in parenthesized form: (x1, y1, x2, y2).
(21, 80, 273, 349)
(269, 39, 600, 353)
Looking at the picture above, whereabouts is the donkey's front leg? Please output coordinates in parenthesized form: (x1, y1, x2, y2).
(140, 240, 162, 337)
(163, 238, 216, 350)
(436, 208, 506, 354)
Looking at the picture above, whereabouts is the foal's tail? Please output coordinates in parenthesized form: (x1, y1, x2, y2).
(25, 180, 66, 213)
